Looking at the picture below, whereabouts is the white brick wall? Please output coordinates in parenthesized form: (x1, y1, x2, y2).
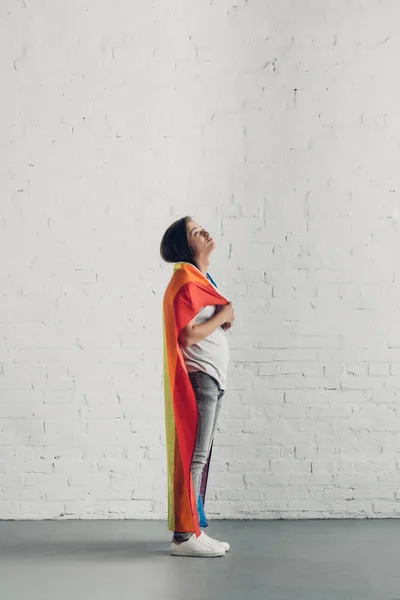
(1, 0, 400, 519)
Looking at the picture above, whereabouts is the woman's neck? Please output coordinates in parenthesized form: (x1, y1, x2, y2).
(195, 256, 210, 276)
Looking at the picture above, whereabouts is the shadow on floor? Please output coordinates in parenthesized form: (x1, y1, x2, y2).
(0, 539, 169, 561)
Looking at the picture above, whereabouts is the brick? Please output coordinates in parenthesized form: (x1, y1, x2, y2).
(368, 363, 390, 377)
(270, 460, 312, 474)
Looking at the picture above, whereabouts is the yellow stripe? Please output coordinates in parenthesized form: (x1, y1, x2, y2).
(163, 314, 176, 530)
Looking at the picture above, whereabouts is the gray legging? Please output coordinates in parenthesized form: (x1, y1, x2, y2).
(174, 371, 225, 539)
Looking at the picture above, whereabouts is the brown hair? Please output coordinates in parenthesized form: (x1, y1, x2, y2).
(160, 215, 198, 268)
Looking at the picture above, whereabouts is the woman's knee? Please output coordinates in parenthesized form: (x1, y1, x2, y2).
(191, 451, 208, 471)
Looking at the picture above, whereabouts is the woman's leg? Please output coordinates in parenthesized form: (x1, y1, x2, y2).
(173, 372, 223, 541)
(190, 372, 224, 509)
(206, 385, 225, 458)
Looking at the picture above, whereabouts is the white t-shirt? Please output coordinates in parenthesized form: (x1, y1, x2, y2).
(181, 281, 229, 391)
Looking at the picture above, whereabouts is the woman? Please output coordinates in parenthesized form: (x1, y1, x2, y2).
(160, 216, 234, 557)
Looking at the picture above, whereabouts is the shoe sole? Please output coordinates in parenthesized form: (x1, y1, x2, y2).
(170, 548, 225, 558)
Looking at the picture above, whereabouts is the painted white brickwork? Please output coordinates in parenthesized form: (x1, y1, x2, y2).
(1, 0, 400, 519)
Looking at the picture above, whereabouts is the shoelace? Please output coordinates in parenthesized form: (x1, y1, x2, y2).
(197, 534, 216, 549)
(199, 533, 219, 548)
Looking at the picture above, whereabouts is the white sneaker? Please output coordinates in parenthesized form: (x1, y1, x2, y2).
(201, 531, 230, 552)
(170, 532, 225, 557)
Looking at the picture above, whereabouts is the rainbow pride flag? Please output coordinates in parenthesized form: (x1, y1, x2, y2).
(162, 262, 228, 535)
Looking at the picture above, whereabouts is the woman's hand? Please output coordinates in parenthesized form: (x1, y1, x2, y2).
(216, 302, 234, 323)
(216, 302, 234, 331)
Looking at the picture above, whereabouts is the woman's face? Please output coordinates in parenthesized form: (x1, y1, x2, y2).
(186, 220, 216, 259)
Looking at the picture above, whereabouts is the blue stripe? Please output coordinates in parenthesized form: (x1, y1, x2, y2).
(206, 272, 217, 288)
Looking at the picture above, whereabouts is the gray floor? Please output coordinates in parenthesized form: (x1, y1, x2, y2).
(0, 520, 399, 600)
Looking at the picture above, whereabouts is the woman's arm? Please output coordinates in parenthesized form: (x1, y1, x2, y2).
(179, 311, 227, 347)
